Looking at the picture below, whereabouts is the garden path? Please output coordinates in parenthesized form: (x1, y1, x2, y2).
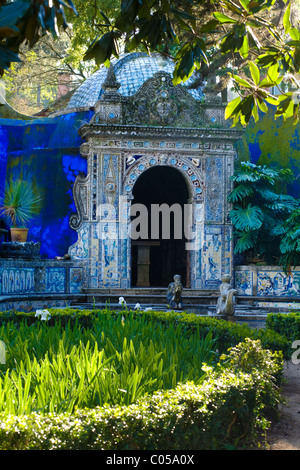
(265, 360, 300, 450)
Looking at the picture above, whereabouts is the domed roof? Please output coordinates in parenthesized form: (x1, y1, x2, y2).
(67, 52, 204, 109)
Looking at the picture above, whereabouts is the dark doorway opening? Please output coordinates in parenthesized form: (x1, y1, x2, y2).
(131, 166, 190, 287)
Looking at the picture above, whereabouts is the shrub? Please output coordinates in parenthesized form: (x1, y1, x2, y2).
(0, 314, 217, 414)
(0, 307, 290, 357)
(266, 312, 300, 345)
(121, 309, 290, 358)
(0, 338, 283, 450)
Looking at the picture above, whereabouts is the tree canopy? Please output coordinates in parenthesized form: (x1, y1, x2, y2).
(0, 0, 119, 114)
(0, 0, 300, 125)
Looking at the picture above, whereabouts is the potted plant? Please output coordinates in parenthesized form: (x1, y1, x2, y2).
(0, 178, 42, 242)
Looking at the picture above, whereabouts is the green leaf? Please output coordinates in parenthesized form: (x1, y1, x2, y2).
(256, 98, 268, 113)
(269, 223, 286, 237)
(233, 230, 258, 253)
(249, 61, 260, 85)
(229, 204, 264, 231)
(283, 3, 291, 33)
(259, 188, 280, 202)
(0, 1, 30, 30)
(173, 49, 195, 82)
(221, 25, 246, 53)
(240, 35, 249, 58)
(240, 95, 255, 125)
(265, 95, 279, 106)
(257, 51, 280, 67)
(267, 63, 279, 82)
(232, 74, 252, 88)
(121, 0, 140, 23)
(0, 46, 21, 73)
(290, 28, 300, 41)
(225, 96, 242, 120)
(227, 182, 254, 202)
(239, 0, 250, 12)
(83, 32, 120, 65)
(199, 19, 219, 33)
(252, 101, 259, 121)
(213, 12, 238, 24)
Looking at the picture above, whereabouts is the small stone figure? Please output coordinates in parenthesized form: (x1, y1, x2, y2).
(216, 275, 237, 316)
(167, 274, 183, 309)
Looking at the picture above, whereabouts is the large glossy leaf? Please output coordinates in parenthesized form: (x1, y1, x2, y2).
(283, 3, 291, 34)
(0, 1, 29, 30)
(225, 96, 242, 120)
(121, 0, 140, 23)
(0, 46, 21, 72)
(84, 32, 120, 65)
(249, 61, 260, 85)
(233, 229, 258, 253)
(213, 12, 238, 23)
(229, 204, 264, 231)
(227, 182, 254, 202)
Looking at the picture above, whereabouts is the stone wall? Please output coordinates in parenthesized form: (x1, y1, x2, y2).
(235, 265, 300, 307)
(0, 259, 86, 311)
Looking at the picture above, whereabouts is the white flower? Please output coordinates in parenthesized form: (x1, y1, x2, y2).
(35, 309, 51, 321)
(118, 297, 126, 306)
(144, 307, 152, 311)
(134, 303, 141, 310)
(41, 310, 51, 321)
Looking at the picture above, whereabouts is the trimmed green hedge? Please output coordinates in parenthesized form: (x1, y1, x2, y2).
(0, 307, 290, 358)
(138, 309, 290, 357)
(266, 312, 300, 344)
(0, 338, 283, 450)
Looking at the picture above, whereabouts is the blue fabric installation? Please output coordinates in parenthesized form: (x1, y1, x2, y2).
(0, 110, 92, 258)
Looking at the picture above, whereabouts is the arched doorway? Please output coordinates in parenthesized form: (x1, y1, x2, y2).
(131, 166, 190, 287)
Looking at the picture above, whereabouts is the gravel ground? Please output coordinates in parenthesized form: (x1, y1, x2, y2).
(265, 360, 300, 450)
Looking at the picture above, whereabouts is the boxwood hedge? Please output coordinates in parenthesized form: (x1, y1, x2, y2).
(0, 338, 283, 450)
(266, 312, 300, 344)
(0, 307, 291, 358)
(0, 307, 288, 450)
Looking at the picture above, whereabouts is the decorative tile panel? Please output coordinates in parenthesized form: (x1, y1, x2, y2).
(258, 270, 300, 296)
(205, 157, 223, 223)
(46, 268, 65, 293)
(70, 267, 84, 293)
(202, 226, 223, 288)
(235, 266, 300, 296)
(235, 269, 253, 295)
(1, 268, 34, 295)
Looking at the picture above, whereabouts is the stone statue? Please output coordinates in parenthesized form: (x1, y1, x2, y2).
(216, 275, 237, 316)
(167, 274, 183, 309)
